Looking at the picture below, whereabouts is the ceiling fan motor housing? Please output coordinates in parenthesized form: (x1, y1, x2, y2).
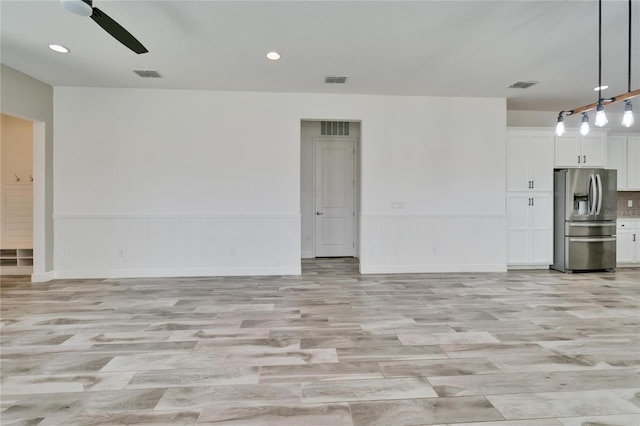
(61, 0, 93, 17)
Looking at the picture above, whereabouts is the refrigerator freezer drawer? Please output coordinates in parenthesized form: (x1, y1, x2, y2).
(566, 237, 616, 271)
(565, 222, 617, 237)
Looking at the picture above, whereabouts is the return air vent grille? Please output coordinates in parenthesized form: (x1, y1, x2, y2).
(133, 70, 162, 78)
(509, 81, 538, 89)
(325, 76, 348, 84)
(321, 121, 350, 136)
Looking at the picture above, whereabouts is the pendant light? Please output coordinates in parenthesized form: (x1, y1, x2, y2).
(554, 0, 638, 132)
(594, 0, 608, 128)
(580, 113, 590, 136)
(595, 102, 608, 127)
(622, 100, 635, 127)
(622, 0, 635, 127)
(555, 112, 566, 136)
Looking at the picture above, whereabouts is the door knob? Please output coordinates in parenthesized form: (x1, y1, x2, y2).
(316, 212, 324, 215)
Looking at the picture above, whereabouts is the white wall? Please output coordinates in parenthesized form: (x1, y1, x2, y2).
(54, 87, 507, 277)
(362, 98, 506, 214)
(54, 90, 300, 215)
(1, 64, 54, 280)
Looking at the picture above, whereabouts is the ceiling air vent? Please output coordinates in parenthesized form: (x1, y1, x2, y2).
(321, 121, 350, 136)
(325, 76, 348, 84)
(133, 70, 162, 78)
(509, 81, 538, 89)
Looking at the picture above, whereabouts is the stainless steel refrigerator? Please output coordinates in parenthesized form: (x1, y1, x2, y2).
(551, 168, 617, 273)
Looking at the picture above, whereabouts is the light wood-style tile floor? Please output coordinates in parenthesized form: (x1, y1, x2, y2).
(1, 258, 639, 425)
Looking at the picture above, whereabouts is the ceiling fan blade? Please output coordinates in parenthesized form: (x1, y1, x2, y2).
(90, 7, 148, 54)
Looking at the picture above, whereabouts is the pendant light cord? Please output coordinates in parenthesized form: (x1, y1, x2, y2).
(629, 0, 632, 93)
(598, 0, 602, 102)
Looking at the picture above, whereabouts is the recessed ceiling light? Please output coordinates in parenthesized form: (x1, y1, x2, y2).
(266, 51, 281, 61)
(49, 44, 69, 53)
(594, 85, 609, 91)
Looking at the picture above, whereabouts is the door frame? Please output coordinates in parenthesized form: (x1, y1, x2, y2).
(300, 120, 361, 260)
(312, 137, 358, 258)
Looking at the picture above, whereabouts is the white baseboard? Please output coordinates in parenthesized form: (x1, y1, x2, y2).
(53, 266, 302, 280)
(301, 251, 314, 259)
(359, 264, 507, 274)
(31, 271, 56, 282)
(507, 264, 551, 270)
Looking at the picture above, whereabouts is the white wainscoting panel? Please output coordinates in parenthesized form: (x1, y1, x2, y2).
(360, 215, 507, 273)
(54, 215, 301, 278)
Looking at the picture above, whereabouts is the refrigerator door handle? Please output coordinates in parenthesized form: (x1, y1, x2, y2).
(568, 222, 616, 227)
(595, 174, 603, 215)
(588, 174, 597, 215)
(568, 237, 616, 242)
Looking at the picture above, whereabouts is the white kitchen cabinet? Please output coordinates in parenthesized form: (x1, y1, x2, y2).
(617, 220, 640, 265)
(507, 130, 554, 192)
(607, 136, 627, 190)
(607, 134, 640, 190)
(555, 130, 607, 168)
(507, 194, 553, 266)
(627, 136, 640, 190)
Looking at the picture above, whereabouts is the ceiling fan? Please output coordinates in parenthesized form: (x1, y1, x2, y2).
(60, 0, 148, 54)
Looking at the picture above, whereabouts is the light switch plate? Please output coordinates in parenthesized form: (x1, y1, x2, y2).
(629, 200, 633, 207)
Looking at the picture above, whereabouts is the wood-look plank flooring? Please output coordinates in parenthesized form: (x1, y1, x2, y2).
(1, 258, 639, 425)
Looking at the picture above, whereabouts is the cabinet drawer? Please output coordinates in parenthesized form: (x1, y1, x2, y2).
(566, 237, 616, 270)
(617, 220, 639, 229)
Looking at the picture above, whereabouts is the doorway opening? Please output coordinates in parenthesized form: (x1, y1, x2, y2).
(301, 257, 360, 275)
(0, 114, 35, 276)
(300, 120, 361, 260)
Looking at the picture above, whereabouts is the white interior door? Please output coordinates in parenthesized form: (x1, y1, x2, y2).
(314, 139, 355, 257)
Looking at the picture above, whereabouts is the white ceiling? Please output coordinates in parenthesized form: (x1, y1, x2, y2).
(1, 0, 639, 112)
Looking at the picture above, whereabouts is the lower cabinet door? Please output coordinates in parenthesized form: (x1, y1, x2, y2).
(530, 195, 553, 264)
(616, 230, 636, 264)
(507, 194, 553, 265)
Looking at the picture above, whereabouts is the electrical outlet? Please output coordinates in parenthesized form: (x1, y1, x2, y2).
(628, 200, 633, 207)
(392, 202, 404, 209)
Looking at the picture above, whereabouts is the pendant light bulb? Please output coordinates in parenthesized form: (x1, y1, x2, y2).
(580, 113, 590, 136)
(622, 100, 635, 127)
(555, 112, 566, 136)
(594, 102, 608, 127)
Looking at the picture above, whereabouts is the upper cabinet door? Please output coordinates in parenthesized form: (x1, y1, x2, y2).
(507, 134, 531, 192)
(507, 131, 554, 192)
(607, 136, 627, 190)
(581, 133, 606, 167)
(530, 135, 554, 192)
(555, 130, 606, 168)
(627, 136, 640, 190)
(555, 133, 581, 167)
